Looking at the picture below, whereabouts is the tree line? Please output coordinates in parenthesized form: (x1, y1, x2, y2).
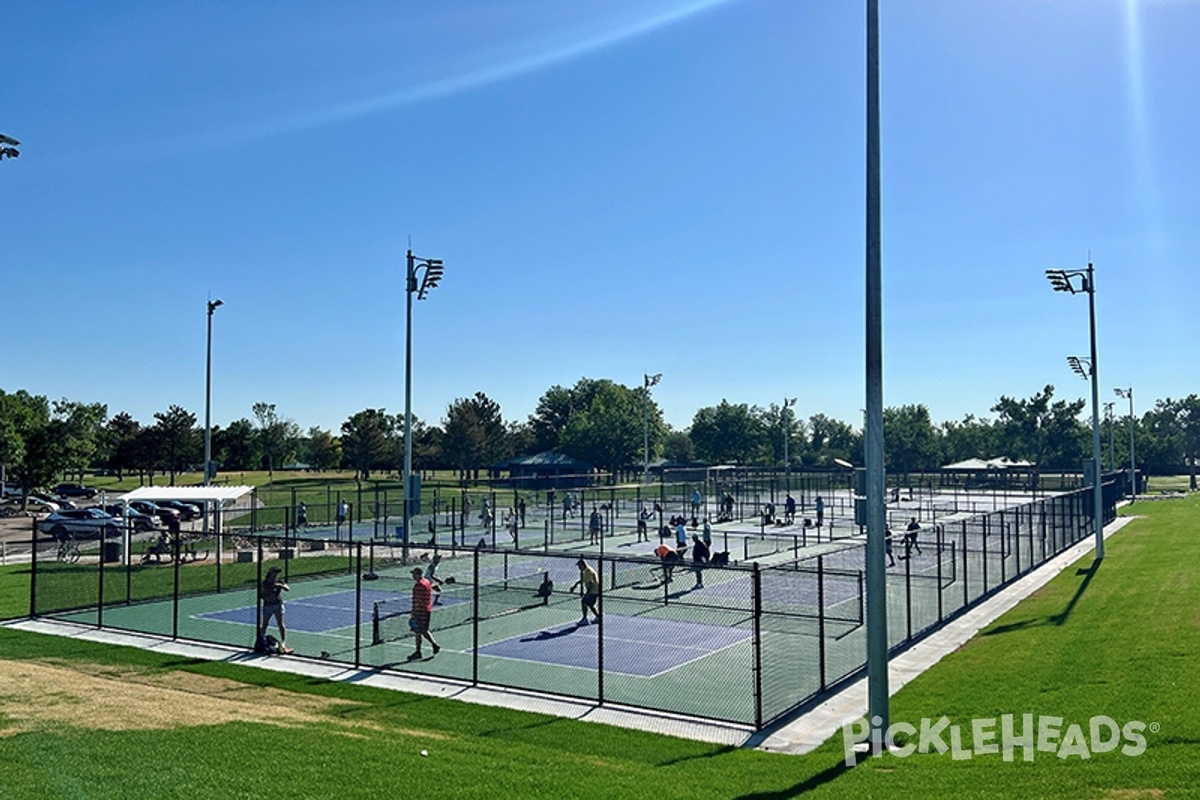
(1, 380, 1197, 493)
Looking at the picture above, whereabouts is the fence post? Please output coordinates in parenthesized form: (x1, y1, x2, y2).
(818, 554, 827, 692)
(354, 543, 362, 668)
(472, 546, 480, 686)
(28, 516, 36, 617)
(172, 530, 182, 640)
(97, 526, 106, 630)
(961, 521, 968, 608)
(597, 555, 605, 707)
(904, 540, 912, 641)
(753, 562, 763, 730)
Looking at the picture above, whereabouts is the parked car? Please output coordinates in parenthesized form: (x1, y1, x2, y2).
(0, 496, 60, 515)
(38, 508, 123, 540)
(101, 504, 156, 532)
(129, 500, 180, 526)
(54, 483, 99, 499)
(153, 499, 200, 521)
(32, 492, 70, 509)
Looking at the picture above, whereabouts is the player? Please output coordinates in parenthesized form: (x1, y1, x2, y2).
(569, 558, 601, 625)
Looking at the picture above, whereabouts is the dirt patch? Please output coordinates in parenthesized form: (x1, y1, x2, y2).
(0, 658, 447, 741)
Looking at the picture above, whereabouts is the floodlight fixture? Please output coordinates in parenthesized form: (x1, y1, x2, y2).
(1067, 355, 1091, 380)
(644, 373, 662, 388)
(0, 133, 18, 160)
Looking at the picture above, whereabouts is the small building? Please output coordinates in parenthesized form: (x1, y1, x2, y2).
(494, 451, 594, 490)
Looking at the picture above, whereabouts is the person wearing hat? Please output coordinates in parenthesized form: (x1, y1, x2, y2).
(569, 558, 600, 626)
(258, 566, 293, 654)
(408, 567, 440, 660)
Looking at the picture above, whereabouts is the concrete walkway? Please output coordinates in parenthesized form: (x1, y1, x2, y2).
(3, 516, 1132, 754)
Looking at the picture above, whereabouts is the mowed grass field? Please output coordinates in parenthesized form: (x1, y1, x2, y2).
(0, 493, 1196, 799)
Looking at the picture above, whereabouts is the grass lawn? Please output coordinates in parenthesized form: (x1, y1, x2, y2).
(0, 495, 1196, 798)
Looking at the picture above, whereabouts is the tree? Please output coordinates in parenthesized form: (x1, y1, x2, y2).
(99, 412, 141, 479)
(153, 405, 198, 485)
(442, 393, 507, 479)
(990, 385, 1087, 468)
(0, 393, 106, 497)
(557, 381, 648, 476)
(304, 427, 342, 472)
(0, 390, 51, 498)
(252, 402, 300, 475)
(941, 414, 997, 465)
(215, 418, 260, 472)
(805, 413, 861, 466)
(663, 430, 695, 463)
(1148, 396, 1200, 489)
(689, 401, 769, 464)
(341, 409, 393, 481)
(883, 404, 942, 473)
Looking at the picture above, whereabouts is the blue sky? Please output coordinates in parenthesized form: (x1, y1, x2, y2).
(2, 0, 1196, 436)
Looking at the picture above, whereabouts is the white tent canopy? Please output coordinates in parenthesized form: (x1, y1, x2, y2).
(942, 457, 1034, 470)
(114, 486, 253, 506)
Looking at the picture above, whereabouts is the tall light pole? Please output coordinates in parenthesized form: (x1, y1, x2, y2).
(1104, 401, 1115, 472)
(643, 373, 662, 485)
(1047, 262, 1104, 560)
(782, 397, 797, 488)
(204, 298, 223, 486)
(1115, 386, 1135, 502)
(403, 249, 444, 561)
(864, 0, 889, 750)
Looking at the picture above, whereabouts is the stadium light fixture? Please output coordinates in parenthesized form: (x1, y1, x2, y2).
(0, 133, 19, 161)
(403, 249, 445, 561)
(643, 373, 662, 486)
(1047, 260, 1104, 560)
(1114, 387, 1136, 502)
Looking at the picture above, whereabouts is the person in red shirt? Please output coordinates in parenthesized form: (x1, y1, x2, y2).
(408, 567, 440, 660)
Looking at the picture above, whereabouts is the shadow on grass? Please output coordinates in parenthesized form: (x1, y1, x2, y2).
(982, 558, 1101, 636)
(733, 754, 857, 799)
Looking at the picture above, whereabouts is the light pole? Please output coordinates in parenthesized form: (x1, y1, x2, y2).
(864, 0, 889, 751)
(403, 249, 444, 561)
(1115, 387, 1136, 502)
(1047, 262, 1104, 559)
(204, 299, 223, 486)
(1104, 401, 1115, 472)
(782, 397, 797, 488)
(643, 373, 662, 485)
